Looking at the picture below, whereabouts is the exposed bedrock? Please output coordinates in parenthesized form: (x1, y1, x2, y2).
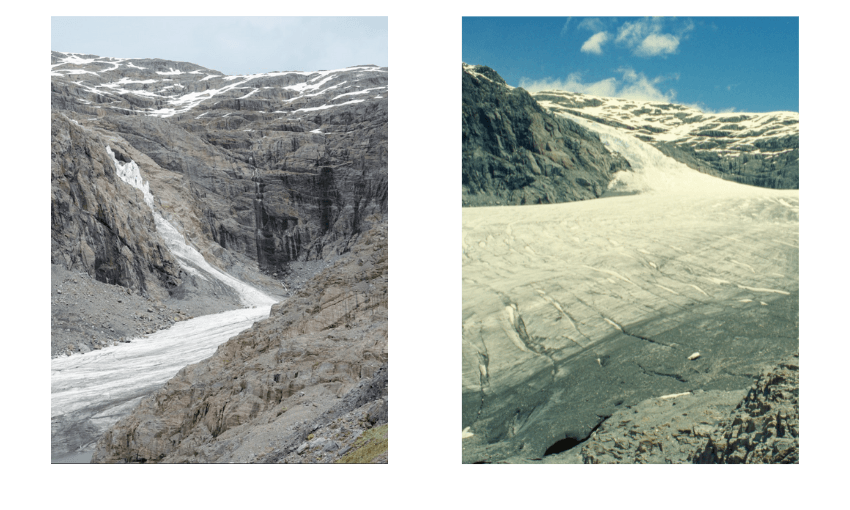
(462, 64, 631, 207)
(654, 140, 799, 190)
(91, 220, 387, 463)
(85, 100, 387, 276)
(692, 351, 799, 464)
(51, 112, 182, 300)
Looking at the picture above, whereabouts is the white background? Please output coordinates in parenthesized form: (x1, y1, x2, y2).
(2, 2, 843, 508)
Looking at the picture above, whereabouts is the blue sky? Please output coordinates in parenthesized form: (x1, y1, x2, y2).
(51, 17, 388, 75)
(463, 17, 798, 113)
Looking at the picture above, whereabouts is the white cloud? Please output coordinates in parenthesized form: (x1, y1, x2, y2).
(614, 17, 685, 57)
(681, 103, 736, 114)
(581, 32, 609, 55)
(615, 18, 659, 46)
(635, 33, 679, 57)
(519, 68, 678, 104)
(577, 18, 605, 33)
(560, 17, 572, 36)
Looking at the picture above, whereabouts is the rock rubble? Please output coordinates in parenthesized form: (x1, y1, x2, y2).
(91, 220, 387, 463)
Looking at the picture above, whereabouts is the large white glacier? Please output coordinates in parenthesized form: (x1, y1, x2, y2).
(461, 109, 798, 461)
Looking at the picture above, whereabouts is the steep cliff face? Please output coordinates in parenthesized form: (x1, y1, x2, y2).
(535, 90, 798, 189)
(51, 51, 388, 290)
(91, 220, 387, 463)
(51, 113, 182, 300)
(462, 63, 631, 207)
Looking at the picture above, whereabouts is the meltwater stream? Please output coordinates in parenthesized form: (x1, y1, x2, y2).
(51, 148, 277, 462)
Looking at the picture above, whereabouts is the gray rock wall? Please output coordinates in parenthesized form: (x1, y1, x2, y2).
(462, 64, 631, 207)
(51, 53, 388, 289)
(51, 113, 182, 300)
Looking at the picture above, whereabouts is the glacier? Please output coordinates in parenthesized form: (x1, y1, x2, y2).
(461, 110, 799, 462)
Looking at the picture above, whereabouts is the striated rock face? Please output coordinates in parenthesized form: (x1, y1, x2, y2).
(462, 64, 631, 207)
(51, 112, 182, 300)
(51, 51, 387, 289)
(693, 352, 799, 463)
(536, 90, 798, 189)
(91, 220, 387, 463)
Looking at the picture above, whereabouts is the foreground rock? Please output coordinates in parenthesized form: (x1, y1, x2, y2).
(495, 352, 799, 464)
(91, 220, 387, 463)
(462, 64, 631, 207)
(577, 389, 747, 464)
(693, 351, 799, 463)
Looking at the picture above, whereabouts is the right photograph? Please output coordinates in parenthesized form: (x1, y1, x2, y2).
(461, 17, 799, 464)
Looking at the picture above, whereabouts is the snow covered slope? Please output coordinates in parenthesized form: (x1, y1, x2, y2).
(461, 109, 798, 463)
(51, 51, 387, 120)
(535, 90, 798, 189)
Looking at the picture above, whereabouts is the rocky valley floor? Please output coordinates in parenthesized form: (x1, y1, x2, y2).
(51, 258, 332, 358)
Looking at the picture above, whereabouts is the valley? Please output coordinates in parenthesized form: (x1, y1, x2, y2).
(50, 51, 388, 463)
(461, 64, 798, 463)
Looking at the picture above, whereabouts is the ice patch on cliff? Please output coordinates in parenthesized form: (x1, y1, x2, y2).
(106, 146, 276, 307)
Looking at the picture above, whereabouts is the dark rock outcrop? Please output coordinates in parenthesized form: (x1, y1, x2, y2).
(51, 112, 183, 300)
(462, 64, 631, 207)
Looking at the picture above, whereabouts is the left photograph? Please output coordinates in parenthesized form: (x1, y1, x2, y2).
(50, 16, 388, 464)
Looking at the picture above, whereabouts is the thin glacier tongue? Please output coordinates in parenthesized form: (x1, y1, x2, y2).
(105, 146, 276, 307)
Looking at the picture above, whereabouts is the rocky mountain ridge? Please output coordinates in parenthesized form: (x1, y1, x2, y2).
(535, 90, 798, 189)
(52, 51, 387, 295)
(462, 63, 631, 207)
(51, 51, 387, 356)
